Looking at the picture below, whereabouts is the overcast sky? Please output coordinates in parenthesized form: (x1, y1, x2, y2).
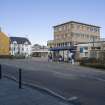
(0, 0, 105, 45)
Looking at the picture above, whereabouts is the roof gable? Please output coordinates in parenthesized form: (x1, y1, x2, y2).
(10, 37, 31, 45)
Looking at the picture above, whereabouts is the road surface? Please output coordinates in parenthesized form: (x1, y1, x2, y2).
(0, 59, 105, 105)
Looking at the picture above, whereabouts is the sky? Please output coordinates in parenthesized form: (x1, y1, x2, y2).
(0, 0, 105, 45)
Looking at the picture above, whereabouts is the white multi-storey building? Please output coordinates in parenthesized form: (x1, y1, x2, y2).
(10, 37, 31, 57)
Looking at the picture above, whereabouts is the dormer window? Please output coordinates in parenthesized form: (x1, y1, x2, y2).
(13, 41, 17, 44)
(24, 41, 28, 47)
(24, 41, 28, 45)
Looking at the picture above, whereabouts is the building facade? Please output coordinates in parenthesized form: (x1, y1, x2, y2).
(0, 29, 10, 56)
(47, 21, 100, 62)
(48, 21, 100, 48)
(10, 37, 31, 57)
(31, 44, 49, 58)
(76, 38, 105, 60)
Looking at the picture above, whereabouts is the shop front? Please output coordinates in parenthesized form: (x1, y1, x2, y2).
(49, 46, 77, 62)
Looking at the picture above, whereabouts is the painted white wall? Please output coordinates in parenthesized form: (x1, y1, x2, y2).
(10, 42, 31, 57)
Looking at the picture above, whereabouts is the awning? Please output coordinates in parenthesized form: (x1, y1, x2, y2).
(49, 46, 77, 52)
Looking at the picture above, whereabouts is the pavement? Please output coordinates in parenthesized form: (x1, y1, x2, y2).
(0, 58, 105, 105)
(0, 77, 71, 105)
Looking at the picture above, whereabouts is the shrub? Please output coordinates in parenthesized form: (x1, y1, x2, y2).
(84, 63, 105, 70)
(0, 55, 11, 58)
(80, 57, 97, 65)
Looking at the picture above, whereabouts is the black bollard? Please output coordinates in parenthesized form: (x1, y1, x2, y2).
(0, 64, 2, 79)
(19, 68, 22, 89)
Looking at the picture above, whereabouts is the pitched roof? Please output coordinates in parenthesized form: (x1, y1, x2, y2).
(53, 21, 100, 28)
(10, 37, 31, 45)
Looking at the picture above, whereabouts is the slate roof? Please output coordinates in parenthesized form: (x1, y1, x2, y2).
(10, 37, 31, 45)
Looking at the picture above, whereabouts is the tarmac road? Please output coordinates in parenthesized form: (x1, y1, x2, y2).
(0, 59, 105, 105)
